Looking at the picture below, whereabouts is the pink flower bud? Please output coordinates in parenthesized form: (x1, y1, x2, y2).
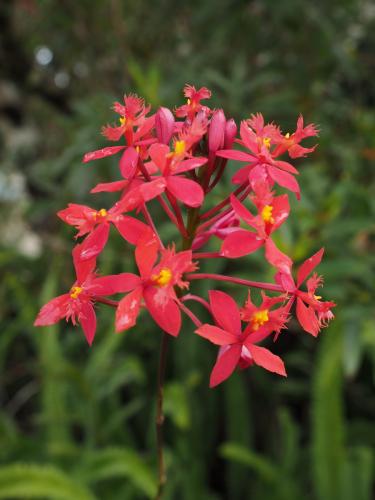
(224, 118, 238, 148)
(155, 107, 175, 144)
(208, 109, 226, 152)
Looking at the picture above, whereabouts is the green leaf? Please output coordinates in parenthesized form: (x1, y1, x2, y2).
(0, 464, 96, 500)
(79, 447, 157, 498)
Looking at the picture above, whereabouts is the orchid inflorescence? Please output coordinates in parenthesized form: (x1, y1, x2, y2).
(35, 84, 335, 388)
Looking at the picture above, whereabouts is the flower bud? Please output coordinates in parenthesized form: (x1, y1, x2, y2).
(208, 109, 226, 153)
(224, 118, 238, 148)
(155, 107, 175, 144)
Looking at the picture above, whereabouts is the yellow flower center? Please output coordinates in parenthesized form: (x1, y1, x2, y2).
(174, 140, 186, 155)
(96, 208, 108, 219)
(187, 98, 191, 105)
(314, 295, 322, 300)
(251, 309, 269, 330)
(285, 132, 290, 139)
(119, 116, 126, 126)
(263, 137, 271, 148)
(151, 268, 173, 287)
(261, 205, 274, 224)
(70, 286, 83, 299)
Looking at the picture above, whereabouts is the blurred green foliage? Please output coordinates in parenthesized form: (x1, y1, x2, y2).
(1, 0, 375, 498)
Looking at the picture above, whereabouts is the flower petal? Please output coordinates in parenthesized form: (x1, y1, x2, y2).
(119, 147, 139, 178)
(297, 248, 324, 287)
(247, 344, 287, 376)
(82, 146, 126, 163)
(34, 294, 70, 326)
(166, 176, 204, 207)
(209, 344, 242, 388)
(135, 234, 159, 277)
(78, 223, 110, 261)
(113, 215, 151, 245)
(208, 290, 242, 335)
(221, 230, 263, 258)
(115, 287, 142, 332)
(79, 302, 97, 346)
(230, 194, 256, 227)
(264, 238, 292, 274)
(143, 287, 181, 336)
(90, 180, 128, 193)
(296, 297, 320, 336)
(91, 273, 141, 295)
(195, 324, 238, 345)
(267, 165, 300, 199)
(72, 244, 96, 283)
(216, 149, 257, 162)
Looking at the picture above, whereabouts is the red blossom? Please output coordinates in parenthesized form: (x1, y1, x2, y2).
(34, 245, 138, 345)
(57, 201, 153, 261)
(195, 291, 287, 387)
(276, 248, 336, 336)
(115, 241, 198, 337)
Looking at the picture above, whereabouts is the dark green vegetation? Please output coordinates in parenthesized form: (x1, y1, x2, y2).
(1, 1, 374, 498)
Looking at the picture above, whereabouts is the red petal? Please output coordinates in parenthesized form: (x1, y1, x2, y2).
(195, 324, 238, 345)
(166, 176, 204, 207)
(297, 248, 324, 287)
(264, 238, 292, 274)
(79, 223, 110, 261)
(90, 180, 128, 193)
(274, 160, 299, 174)
(209, 290, 242, 335)
(216, 149, 256, 162)
(221, 230, 263, 258)
(270, 194, 290, 232)
(174, 157, 208, 174)
(209, 344, 242, 388)
(296, 297, 320, 336)
(82, 146, 126, 163)
(115, 287, 142, 332)
(72, 244, 96, 283)
(267, 166, 300, 199)
(34, 294, 69, 326)
(135, 234, 159, 277)
(113, 215, 150, 245)
(148, 143, 169, 173)
(79, 302, 97, 346)
(91, 273, 141, 295)
(143, 287, 181, 336)
(247, 344, 287, 376)
(139, 178, 167, 203)
(119, 147, 139, 178)
(230, 194, 255, 226)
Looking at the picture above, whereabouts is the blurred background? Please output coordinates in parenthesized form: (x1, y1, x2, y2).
(1, 1, 375, 498)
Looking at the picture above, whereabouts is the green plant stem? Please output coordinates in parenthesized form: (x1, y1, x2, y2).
(155, 332, 169, 500)
(155, 203, 202, 499)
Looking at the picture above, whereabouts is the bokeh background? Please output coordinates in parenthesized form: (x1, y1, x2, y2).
(1, 1, 375, 499)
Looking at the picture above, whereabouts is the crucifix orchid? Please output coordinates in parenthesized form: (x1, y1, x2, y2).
(35, 84, 335, 499)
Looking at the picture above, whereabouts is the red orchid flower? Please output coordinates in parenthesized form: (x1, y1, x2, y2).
(34, 245, 139, 345)
(240, 290, 290, 344)
(195, 290, 287, 387)
(115, 240, 198, 337)
(220, 183, 290, 258)
(82, 94, 156, 166)
(273, 115, 319, 159)
(175, 84, 212, 121)
(57, 201, 152, 261)
(122, 142, 208, 209)
(217, 115, 316, 198)
(276, 248, 336, 336)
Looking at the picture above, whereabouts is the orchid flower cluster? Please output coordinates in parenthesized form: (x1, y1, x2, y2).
(35, 85, 335, 388)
